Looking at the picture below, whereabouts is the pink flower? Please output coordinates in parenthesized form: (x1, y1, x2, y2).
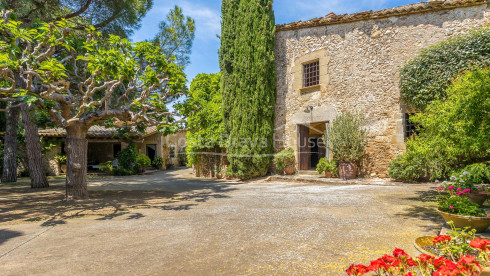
(449, 206, 454, 209)
(463, 188, 471, 194)
(447, 186, 455, 190)
(437, 187, 443, 191)
(457, 188, 462, 191)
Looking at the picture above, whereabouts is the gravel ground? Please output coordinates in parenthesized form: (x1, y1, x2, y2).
(0, 169, 442, 275)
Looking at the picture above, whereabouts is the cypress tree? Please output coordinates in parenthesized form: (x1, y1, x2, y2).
(220, 0, 276, 179)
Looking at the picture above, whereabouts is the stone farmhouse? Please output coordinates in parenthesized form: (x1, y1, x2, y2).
(39, 127, 187, 176)
(273, 0, 490, 177)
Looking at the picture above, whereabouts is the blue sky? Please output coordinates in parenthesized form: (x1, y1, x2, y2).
(131, 0, 420, 83)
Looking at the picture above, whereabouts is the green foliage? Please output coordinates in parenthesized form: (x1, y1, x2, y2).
(99, 161, 114, 174)
(316, 158, 338, 176)
(135, 154, 151, 171)
(117, 142, 138, 173)
(273, 148, 295, 172)
(1, 0, 153, 38)
(152, 156, 164, 168)
(438, 195, 486, 217)
(220, 0, 276, 179)
(54, 155, 67, 165)
(390, 68, 490, 182)
(400, 27, 490, 110)
(453, 163, 490, 185)
(327, 112, 367, 163)
(180, 73, 224, 166)
(153, 5, 195, 67)
(113, 168, 134, 176)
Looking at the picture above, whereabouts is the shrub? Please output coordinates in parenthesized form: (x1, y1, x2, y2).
(117, 142, 138, 173)
(113, 168, 134, 176)
(438, 195, 486, 217)
(453, 163, 490, 185)
(327, 112, 367, 163)
(99, 161, 113, 174)
(152, 156, 164, 168)
(135, 154, 151, 171)
(389, 68, 490, 182)
(54, 155, 67, 165)
(400, 27, 490, 110)
(316, 158, 338, 176)
(273, 148, 295, 171)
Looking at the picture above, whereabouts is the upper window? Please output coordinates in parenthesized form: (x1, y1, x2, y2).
(303, 61, 320, 88)
(404, 113, 419, 139)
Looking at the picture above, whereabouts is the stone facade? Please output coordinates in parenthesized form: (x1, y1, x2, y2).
(161, 130, 187, 167)
(274, 2, 490, 177)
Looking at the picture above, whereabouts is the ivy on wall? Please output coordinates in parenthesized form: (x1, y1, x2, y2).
(400, 27, 490, 110)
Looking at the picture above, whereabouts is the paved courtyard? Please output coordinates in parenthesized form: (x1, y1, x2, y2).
(0, 169, 441, 275)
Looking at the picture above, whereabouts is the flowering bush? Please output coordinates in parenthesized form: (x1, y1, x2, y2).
(346, 248, 485, 276)
(436, 177, 486, 217)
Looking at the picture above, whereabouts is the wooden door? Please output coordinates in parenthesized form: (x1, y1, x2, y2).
(297, 124, 310, 170)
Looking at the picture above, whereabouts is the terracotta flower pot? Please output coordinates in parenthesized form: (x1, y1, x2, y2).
(216, 173, 223, 179)
(338, 162, 357, 180)
(415, 236, 490, 275)
(466, 191, 488, 206)
(283, 165, 295, 175)
(438, 210, 490, 233)
(324, 171, 333, 178)
(60, 164, 67, 173)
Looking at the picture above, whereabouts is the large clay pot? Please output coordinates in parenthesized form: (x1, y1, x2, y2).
(325, 171, 333, 178)
(60, 164, 67, 173)
(466, 191, 488, 206)
(415, 236, 490, 275)
(284, 165, 295, 175)
(438, 210, 490, 233)
(216, 173, 223, 179)
(338, 162, 357, 180)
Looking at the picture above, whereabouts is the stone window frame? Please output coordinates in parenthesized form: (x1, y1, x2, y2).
(291, 49, 330, 94)
(303, 60, 320, 88)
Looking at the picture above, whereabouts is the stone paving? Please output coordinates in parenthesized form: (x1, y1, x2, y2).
(0, 169, 442, 275)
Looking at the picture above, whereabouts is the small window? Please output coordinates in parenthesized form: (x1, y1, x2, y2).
(169, 145, 176, 158)
(404, 113, 419, 139)
(303, 61, 320, 88)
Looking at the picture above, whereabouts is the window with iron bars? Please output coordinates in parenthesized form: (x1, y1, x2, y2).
(303, 61, 320, 88)
(404, 113, 419, 139)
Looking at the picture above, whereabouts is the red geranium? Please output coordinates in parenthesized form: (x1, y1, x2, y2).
(433, 235, 451, 244)
(470, 238, 490, 252)
(346, 264, 369, 276)
(393, 248, 409, 258)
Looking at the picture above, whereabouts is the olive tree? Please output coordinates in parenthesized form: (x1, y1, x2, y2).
(0, 12, 186, 199)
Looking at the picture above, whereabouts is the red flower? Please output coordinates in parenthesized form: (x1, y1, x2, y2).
(433, 235, 451, 244)
(418, 254, 435, 264)
(406, 258, 417, 266)
(393, 248, 409, 258)
(470, 238, 490, 251)
(382, 254, 396, 264)
(346, 264, 369, 276)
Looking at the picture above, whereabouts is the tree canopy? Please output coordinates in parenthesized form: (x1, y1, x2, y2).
(153, 5, 195, 68)
(0, 0, 153, 37)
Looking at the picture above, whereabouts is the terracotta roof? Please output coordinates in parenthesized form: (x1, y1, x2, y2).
(276, 0, 488, 31)
(39, 126, 158, 139)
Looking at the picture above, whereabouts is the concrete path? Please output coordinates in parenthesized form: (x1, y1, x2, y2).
(0, 169, 442, 275)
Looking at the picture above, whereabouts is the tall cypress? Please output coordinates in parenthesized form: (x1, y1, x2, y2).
(220, 0, 276, 179)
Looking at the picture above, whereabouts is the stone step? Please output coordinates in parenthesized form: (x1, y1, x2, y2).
(297, 170, 318, 176)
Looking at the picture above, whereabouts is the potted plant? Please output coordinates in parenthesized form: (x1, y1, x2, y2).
(436, 185, 490, 232)
(152, 156, 164, 170)
(135, 154, 151, 173)
(446, 171, 488, 206)
(273, 148, 296, 175)
(414, 222, 490, 275)
(216, 167, 223, 179)
(316, 158, 338, 177)
(327, 112, 367, 180)
(54, 155, 67, 173)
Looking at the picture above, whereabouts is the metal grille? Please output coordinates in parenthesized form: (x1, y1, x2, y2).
(303, 61, 319, 88)
(404, 113, 419, 139)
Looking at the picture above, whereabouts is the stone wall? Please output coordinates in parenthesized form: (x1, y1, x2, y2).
(274, 4, 490, 177)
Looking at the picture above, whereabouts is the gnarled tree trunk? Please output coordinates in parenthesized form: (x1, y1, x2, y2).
(2, 105, 20, 183)
(65, 125, 89, 200)
(21, 103, 49, 188)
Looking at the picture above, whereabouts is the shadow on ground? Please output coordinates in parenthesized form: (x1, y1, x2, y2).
(0, 229, 23, 245)
(394, 189, 444, 232)
(0, 169, 239, 225)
